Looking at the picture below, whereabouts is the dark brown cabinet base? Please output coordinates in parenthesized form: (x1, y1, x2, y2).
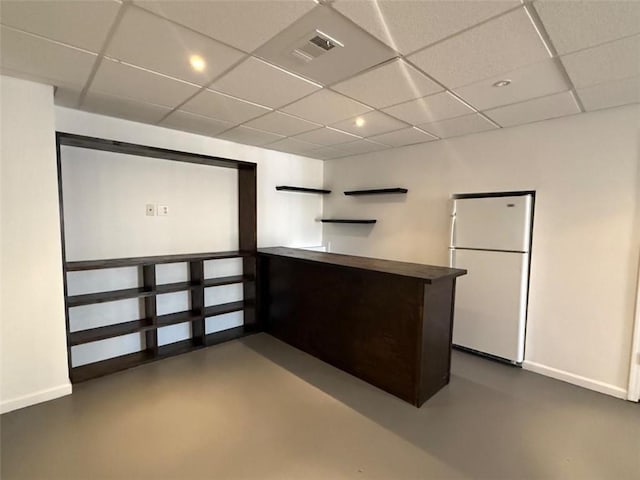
(257, 248, 466, 407)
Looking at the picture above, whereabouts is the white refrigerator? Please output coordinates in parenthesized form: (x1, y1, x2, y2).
(449, 193, 534, 364)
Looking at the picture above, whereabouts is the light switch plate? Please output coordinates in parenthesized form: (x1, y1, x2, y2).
(158, 204, 169, 216)
(146, 204, 156, 216)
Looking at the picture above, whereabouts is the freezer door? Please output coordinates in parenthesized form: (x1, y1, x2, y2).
(452, 195, 532, 252)
(451, 248, 529, 363)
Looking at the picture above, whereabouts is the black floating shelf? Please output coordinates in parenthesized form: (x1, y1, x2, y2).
(344, 188, 408, 196)
(67, 287, 154, 308)
(276, 186, 331, 194)
(204, 300, 246, 317)
(320, 219, 377, 224)
(203, 275, 249, 288)
(157, 310, 201, 328)
(68, 319, 154, 346)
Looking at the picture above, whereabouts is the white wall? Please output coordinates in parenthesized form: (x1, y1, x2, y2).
(55, 107, 325, 250)
(323, 105, 640, 398)
(0, 76, 71, 413)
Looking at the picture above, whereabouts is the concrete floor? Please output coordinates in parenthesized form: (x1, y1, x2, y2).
(1, 333, 639, 479)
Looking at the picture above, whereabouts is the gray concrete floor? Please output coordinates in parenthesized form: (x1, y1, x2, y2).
(1, 333, 639, 479)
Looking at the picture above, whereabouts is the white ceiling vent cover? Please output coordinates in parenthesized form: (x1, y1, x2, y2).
(291, 29, 344, 63)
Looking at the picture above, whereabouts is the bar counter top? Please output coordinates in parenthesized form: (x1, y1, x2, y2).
(258, 247, 466, 283)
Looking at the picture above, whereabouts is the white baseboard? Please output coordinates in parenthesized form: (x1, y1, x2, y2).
(522, 361, 627, 399)
(1, 383, 72, 414)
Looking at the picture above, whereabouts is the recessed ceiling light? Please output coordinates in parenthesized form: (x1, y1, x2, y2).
(355, 117, 365, 127)
(492, 80, 511, 88)
(189, 55, 206, 72)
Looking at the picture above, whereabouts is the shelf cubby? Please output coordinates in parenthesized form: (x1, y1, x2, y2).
(70, 350, 155, 383)
(58, 133, 258, 384)
(344, 188, 408, 196)
(276, 186, 331, 194)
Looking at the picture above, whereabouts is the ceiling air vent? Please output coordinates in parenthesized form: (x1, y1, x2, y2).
(291, 29, 343, 64)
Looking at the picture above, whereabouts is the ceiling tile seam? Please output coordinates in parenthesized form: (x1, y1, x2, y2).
(0, 24, 100, 56)
(78, 1, 130, 108)
(131, 3, 248, 57)
(216, 110, 324, 139)
(395, 3, 526, 59)
(381, 56, 493, 129)
(154, 53, 252, 125)
(250, 53, 328, 88)
(557, 32, 640, 59)
(572, 74, 640, 93)
(527, 2, 585, 113)
(412, 126, 441, 141)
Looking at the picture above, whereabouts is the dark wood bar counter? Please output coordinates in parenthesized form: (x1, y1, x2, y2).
(257, 247, 467, 407)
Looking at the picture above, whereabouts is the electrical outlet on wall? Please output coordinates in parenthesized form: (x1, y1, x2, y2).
(158, 204, 169, 216)
(146, 204, 156, 216)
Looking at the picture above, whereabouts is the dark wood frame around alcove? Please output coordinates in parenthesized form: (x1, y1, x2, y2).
(55, 132, 257, 382)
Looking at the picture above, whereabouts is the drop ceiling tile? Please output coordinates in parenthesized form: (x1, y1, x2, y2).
(135, 0, 315, 53)
(0, 0, 120, 52)
(0, 26, 97, 89)
(331, 110, 407, 137)
(485, 91, 580, 128)
(217, 126, 284, 146)
(180, 88, 271, 124)
(577, 76, 640, 112)
(383, 92, 474, 125)
(91, 58, 200, 108)
(419, 114, 497, 139)
(211, 57, 320, 108)
(160, 110, 233, 137)
(255, 5, 396, 86)
(453, 59, 569, 110)
(243, 111, 320, 137)
(332, 59, 443, 109)
(293, 127, 360, 146)
(282, 90, 372, 125)
(561, 35, 640, 89)
(408, 8, 550, 88)
(267, 137, 321, 155)
(368, 127, 438, 147)
(106, 6, 244, 86)
(336, 139, 390, 156)
(333, 0, 519, 54)
(534, 0, 640, 55)
(307, 145, 346, 160)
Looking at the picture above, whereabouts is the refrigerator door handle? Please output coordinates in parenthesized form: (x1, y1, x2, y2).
(450, 212, 457, 249)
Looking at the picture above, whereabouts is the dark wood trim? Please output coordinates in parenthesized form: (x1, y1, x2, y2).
(239, 166, 257, 329)
(55, 133, 73, 374)
(320, 219, 377, 224)
(344, 188, 407, 195)
(57, 132, 255, 169)
(67, 287, 155, 307)
(452, 190, 535, 199)
(57, 132, 259, 383)
(190, 261, 206, 346)
(143, 265, 158, 356)
(65, 251, 252, 271)
(276, 186, 331, 194)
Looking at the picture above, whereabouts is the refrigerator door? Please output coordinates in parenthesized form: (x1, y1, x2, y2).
(452, 195, 532, 252)
(451, 248, 529, 363)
